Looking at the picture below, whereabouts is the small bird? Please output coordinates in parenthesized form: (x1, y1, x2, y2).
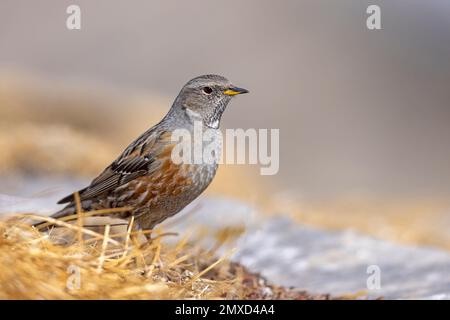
(34, 75, 248, 233)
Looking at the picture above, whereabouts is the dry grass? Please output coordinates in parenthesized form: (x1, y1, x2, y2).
(0, 204, 320, 300)
(0, 211, 243, 299)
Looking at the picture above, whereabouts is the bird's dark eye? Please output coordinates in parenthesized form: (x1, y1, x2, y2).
(202, 86, 213, 94)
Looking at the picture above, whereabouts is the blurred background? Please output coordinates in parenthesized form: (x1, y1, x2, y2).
(1, 0, 450, 249)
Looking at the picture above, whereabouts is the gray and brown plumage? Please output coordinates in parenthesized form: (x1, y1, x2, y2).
(34, 75, 248, 232)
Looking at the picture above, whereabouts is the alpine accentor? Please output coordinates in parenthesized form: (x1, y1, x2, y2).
(34, 75, 248, 232)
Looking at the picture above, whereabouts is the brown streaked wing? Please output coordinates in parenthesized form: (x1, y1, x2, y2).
(57, 130, 173, 204)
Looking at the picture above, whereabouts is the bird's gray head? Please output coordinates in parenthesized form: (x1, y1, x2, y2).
(170, 74, 248, 129)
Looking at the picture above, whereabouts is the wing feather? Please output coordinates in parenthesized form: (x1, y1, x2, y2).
(57, 129, 168, 204)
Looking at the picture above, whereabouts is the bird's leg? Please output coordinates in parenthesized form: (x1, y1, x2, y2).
(130, 221, 153, 245)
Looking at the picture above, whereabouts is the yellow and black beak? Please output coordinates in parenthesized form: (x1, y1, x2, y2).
(224, 86, 249, 96)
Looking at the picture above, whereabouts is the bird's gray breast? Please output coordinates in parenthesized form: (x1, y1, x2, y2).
(156, 127, 221, 214)
(189, 128, 222, 190)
